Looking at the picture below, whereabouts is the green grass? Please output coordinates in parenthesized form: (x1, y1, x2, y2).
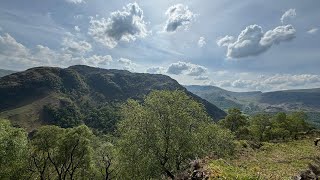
(206, 139, 320, 179)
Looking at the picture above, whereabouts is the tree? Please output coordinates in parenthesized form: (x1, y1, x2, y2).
(29, 125, 94, 180)
(92, 135, 117, 180)
(28, 125, 64, 180)
(0, 119, 28, 179)
(219, 108, 248, 138)
(248, 112, 310, 142)
(116, 90, 234, 179)
(248, 114, 272, 141)
(287, 111, 309, 139)
(84, 105, 120, 134)
(44, 100, 83, 128)
(198, 124, 235, 157)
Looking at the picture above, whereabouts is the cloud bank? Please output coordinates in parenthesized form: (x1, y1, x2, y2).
(217, 24, 296, 58)
(0, 33, 113, 70)
(216, 74, 320, 91)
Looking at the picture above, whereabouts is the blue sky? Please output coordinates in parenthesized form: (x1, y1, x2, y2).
(0, 0, 319, 92)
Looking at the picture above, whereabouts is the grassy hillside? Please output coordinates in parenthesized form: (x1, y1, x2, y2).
(0, 65, 226, 131)
(206, 139, 320, 179)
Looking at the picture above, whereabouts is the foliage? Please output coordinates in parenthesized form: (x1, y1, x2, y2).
(249, 111, 310, 141)
(84, 105, 120, 134)
(116, 90, 234, 179)
(0, 119, 28, 179)
(44, 100, 83, 128)
(221, 108, 310, 142)
(198, 124, 235, 157)
(219, 108, 248, 138)
(91, 135, 118, 180)
(29, 125, 99, 180)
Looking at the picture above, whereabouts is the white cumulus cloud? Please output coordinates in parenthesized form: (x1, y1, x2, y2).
(164, 4, 196, 32)
(194, 76, 209, 80)
(198, 37, 206, 48)
(62, 37, 92, 55)
(117, 58, 136, 71)
(166, 61, 207, 76)
(216, 35, 235, 47)
(146, 67, 165, 74)
(280, 9, 296, 24)
(217, 24, 296, 58)
(0, 33, 112, 70)
(307, 28, 318, 34)
(74, 26, 81, 32)
(66, 0, 85, 4)
(89, 2, 148, 48)
(83, 55, 112, 67)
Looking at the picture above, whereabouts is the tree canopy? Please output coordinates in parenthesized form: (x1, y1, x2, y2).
(116, 90, 235, 179)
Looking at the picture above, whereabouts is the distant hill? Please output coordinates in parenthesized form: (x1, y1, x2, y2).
(0, 65, 226, 131)
(186, 85, 320, 126)
(0, 69, 17, 77)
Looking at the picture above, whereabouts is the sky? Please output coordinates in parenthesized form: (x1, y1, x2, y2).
(0, 0, 319, 92)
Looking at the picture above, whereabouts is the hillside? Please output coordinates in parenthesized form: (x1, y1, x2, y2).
(0, 69, 16, 77)
(186, 85, 320, 125)
(204, 138, 320, 179)
(0, 65, 226, 131)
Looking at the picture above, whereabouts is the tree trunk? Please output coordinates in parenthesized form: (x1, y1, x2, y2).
(164, 169, 175, 179)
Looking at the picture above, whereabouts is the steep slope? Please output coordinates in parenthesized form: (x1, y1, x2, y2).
(0, 65, 226, 131)
(0, 69, 17, 77)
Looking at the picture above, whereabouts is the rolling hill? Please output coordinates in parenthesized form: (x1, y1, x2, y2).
(0, 65, 226, 131)
(186, 85, 320, 125)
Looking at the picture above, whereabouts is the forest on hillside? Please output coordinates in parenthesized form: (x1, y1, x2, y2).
(1, 90, 317, 180)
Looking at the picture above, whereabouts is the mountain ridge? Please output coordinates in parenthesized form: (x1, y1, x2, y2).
(185, 85, 320, 125)
(0, 65, 226, 131)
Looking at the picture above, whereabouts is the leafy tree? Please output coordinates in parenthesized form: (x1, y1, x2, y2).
(44, 100, 83, 128)
(28, 125, 64, 180)
(0, 119, 28, 179)
(91, 135, 118, 180)
(219, 108, 248, 138)
(84, 105, 120, 134)
(248, 112, 310, 142)
(248, 114, 272, 141)
(116, 90, 233, 179)
(198, 124, 235, 157)
(287, 111, 309, 139)
(29, 125, 94, 180)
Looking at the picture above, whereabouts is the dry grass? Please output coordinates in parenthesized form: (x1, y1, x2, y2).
(0, 93, 63, 131)
(207, 139, 320, 179)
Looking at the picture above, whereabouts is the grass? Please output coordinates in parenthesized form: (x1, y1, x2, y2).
(206, 138, 320, 179)
(0, 93, 64, 131)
